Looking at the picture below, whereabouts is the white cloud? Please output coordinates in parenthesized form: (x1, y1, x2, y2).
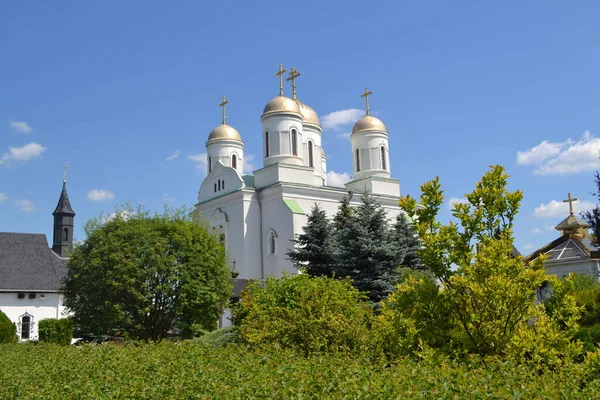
(336, 132, 351, 140)
(517, 131, 600, 175)
(9, 120, 32, 134)
(0, 193, 7, 202)
(243, 154, 255, 173)
(326, 170, 351, 187)
(162, 193, 175, 203)
(87, 189, 115, 202)
(165, 150, 180, 161)
(447, 197, 468, 210)
(321, 109, 363, 130)
(522, 244, 534, 250)
(0, 142, 46, 166)
(533, 199, 596, 218)
(187, 153, 208, 175)
(531, 228, 542, 234)
(15, 199, 35, 213)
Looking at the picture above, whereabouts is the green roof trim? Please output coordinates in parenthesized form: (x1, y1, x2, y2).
(283, 199, 305, 215)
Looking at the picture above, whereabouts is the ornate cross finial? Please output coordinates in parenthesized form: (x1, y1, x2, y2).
(63, 162, 68, 184)
(361, 86, 373, 116)
(218, 96, 229, 125)
(286, 67, 301, 100)
(275, 64, 287, 96)
(563, 192, 579, 216)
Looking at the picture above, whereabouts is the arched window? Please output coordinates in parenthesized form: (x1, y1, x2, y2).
(63, 228, 68, 241)
(218, 180, 221, 191)
(214, 183, 217, 193)
(381, 146, 387, 170)
(232, 154, 237, 170)
(291, 129, 298, 156)
(21, 315, 31, 340)
(355, 148, 361, 172)
(270, 234, 276, 254)
(222, 180, 225, 190)
(308, 141, 314, 168)
(208, 156, 212, 173)
(265, 131, 270, 157)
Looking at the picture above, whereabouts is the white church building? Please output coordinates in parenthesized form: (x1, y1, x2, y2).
(194, 66, 404, 285)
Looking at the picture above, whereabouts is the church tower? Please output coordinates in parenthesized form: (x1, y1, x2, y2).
(206, 96, 244, 175)
(52, 171, 75, 258)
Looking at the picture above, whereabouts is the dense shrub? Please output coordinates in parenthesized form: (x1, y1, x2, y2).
(38, 318, 75, 346)
(237, 274, 373, 355)
(191, 326, 243, 348)
(0, 309, 17, 344)
(0, 342, 600, 399)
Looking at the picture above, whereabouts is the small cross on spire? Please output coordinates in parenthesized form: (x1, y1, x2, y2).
(218, 96, 229, 125)
(563, 192, 579, 216)
(63, 162, 68, 184)
(275, 64, 287, 96)
(286, 67, 301, 100)
(361, 86, 373, 116)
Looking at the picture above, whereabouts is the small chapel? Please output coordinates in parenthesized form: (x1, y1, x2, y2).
(0, 176, 74, 340)
(194, 65, 404, 298)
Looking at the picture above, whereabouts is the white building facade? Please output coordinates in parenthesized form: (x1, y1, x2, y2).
(194, 70, 404, 284)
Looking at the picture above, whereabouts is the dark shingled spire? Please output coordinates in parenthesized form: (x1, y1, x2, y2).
(52, 181, 75, 257)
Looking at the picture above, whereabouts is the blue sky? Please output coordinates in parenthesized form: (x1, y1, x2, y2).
(1, 1, 600, 254)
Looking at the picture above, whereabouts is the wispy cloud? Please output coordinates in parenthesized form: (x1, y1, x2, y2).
(336, 132, 351, 140)
(522, 243, 534, 250)
(188, 153, 208, 175)
(162, 193, 176, 203)
(9, 120, 32, 134)
(326, 170, 351, 187)
(165, 150, 180, 161)
(0, 142, 46, 166)
(243, 154, 255, 173)
(321, 109, 363, 130)
(0, 193, 7, 202)
(88, 189, 115, 202)
(533, 199, 596, 218)
(447, 197, 468, 210)
(531, 228, 542, 234)
(15, 199, 35, 213)
(517, 131, 600, 175)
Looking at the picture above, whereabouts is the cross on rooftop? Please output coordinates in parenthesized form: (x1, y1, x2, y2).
(275, 64, 287, 96)
(218, 96, 229, 125)
(563, 192, 579, 216)
(361, 86, 373, 116)
(63, 162, 68, 184)
(286, 67, 301, 100)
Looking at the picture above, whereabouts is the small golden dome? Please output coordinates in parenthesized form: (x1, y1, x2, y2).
(207, 124, 242, 143)
(296, 100, 320, 127)
(351, 115, 387, 135)
(263, 95, 301, 116)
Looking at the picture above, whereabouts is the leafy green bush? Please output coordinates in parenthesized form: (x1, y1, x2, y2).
(237, 274, 373, 355)
(191, 326, 243, 347)
(0, 309, 17, 344)
(38, 318, 75, 345)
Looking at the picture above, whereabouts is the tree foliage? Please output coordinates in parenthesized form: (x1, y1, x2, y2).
(0, 309, 17, 344)
(38, 318, 75, 346)
(63, 205, 231, 341)
(581, 170, 600, 247)
(237, 274, 373, 355)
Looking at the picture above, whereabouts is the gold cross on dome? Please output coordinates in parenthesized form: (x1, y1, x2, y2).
(63, 162, 68, 183)
(275, 64, 287, 96)
(361, 87, 373, 116)
(286, 67, 301, 100)
(563, 192, 579, 216)
(218, 96, 229, 125)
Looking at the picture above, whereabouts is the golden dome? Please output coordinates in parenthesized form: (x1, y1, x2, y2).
(296, 100, 320, 127)
(263, 95, 301, 116)
(207, 124, 242, 143)
(351, 115, 387, 135)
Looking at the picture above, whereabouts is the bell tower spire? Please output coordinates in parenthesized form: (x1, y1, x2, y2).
(52, 164, 75, 257)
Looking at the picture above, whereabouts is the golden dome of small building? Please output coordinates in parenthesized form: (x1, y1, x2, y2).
(262, 95, 302, 116)
(207, 124, 243, 143)
(296, 100, 320, 127)
(351, 115, 387, 135)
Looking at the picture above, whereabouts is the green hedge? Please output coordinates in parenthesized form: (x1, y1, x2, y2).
(1, 342, 600, 399)
(0, 309, 17, 344)
(38, 318, 75, 345)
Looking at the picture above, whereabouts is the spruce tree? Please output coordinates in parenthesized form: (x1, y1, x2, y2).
(393, 213, 424, 271)
(287, 204, 336, 277)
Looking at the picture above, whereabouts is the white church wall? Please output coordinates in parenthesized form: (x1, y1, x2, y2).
(206, 140, 244, 174)
(262, 114, 305, 167)
(198, 162, 244, 203)
(351, 131, 390, 179)
(242, 193, 263, 279)
(0, 292, 67, 341)
(545, 259, 600, 281)
(260, 192, 296, 277)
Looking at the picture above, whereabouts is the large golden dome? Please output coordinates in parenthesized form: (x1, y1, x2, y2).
(351, 115, 387, 135)
(296, 100, 320, 127)
(263, 95, 301, 116)
(207, 124, 242, 143)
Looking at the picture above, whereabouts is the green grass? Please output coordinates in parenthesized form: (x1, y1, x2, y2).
(1, 342, 599, 399)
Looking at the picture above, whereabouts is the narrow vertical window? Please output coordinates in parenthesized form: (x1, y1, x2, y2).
(208, 156, 212, 173)
(308, 141, 314, 168)
(232, 154, 237, 170)
(21, 315, 31, 339)
(218, 180, 221, 191)
(222, 180, 225, 190)
(214, 183, 217, 192)
(291, 129, 298, 156)
(381, 146, 387, 170)
(265, 131, 270, 157)
(63, 228, 68, 241)
(270, 234, 276, 254)
(355, 148, 361, 172)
